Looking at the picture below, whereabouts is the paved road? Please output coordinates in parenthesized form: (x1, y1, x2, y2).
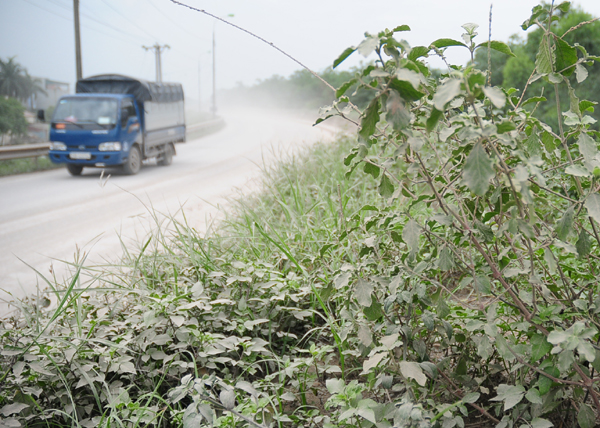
(0, 109, 341, 316)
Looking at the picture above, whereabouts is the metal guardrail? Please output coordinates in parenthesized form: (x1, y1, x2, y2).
(0, 118, 226, 162)
(0, 143, 51, 161)
(186, 118, 225, 134)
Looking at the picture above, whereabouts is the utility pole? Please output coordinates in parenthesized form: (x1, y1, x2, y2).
(142, 43, 170, 82)
(73, 0, 82, 81)
(212, 14, 234, 119)
(212, 30, 216, 118)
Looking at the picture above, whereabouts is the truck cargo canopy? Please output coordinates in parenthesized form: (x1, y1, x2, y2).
(76, 74, 184, 103)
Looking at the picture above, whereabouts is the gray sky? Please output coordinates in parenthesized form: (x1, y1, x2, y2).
(2, 0, 600, 106)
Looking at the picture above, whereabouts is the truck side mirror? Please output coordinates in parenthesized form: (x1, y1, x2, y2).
(37, 109, 45, 122)
(127, 116, 140, 133)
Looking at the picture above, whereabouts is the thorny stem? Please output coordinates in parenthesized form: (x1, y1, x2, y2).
(438, 370, 500, 424)
(487, 4, 493, 86)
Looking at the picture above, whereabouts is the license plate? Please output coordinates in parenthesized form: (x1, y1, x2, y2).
(70, 152, 91, 160)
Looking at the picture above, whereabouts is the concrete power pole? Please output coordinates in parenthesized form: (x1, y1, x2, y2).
(73, 0, 83, 80)
(142, 43, 170, 82)
(211, 15, 233, 118)
(212, 30, 216, 118)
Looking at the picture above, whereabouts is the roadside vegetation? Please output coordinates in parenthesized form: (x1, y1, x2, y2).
(3, 2, 600, 427)
(220, 67, 375, 111)
(0, 156, 61, 177)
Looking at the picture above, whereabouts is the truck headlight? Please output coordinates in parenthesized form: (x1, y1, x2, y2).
(50, 142, 67, 151)
(98, 142, 122, 151)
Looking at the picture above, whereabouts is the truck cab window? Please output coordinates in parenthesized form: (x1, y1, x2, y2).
(121, 99, 136, 128)
(53, 97, 118, 129)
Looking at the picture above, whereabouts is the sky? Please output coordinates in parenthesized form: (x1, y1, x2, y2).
(1, 0, 600, 110)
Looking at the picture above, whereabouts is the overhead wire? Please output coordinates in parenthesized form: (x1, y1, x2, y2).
(97, 0, 210, 58)
(18, 0, 212, 89)
(18, 0, 149, 47)
(146, 0, 210, 43)
(99, 0, 161, 42)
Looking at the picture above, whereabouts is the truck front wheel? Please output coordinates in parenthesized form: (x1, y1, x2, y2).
(158, 143, 174, 166)
(123, 145, 141, 175)
(67, 164, 83, 176)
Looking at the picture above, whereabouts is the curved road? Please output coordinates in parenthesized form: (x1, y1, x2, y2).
(0, 109, 341, 316)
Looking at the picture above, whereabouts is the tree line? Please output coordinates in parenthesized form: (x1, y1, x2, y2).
(0, 57, 46, 143)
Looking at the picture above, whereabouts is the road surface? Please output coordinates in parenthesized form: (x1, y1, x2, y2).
(0, 109, 342, 316)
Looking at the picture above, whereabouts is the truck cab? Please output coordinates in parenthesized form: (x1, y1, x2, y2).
(48, 74, 185, 176)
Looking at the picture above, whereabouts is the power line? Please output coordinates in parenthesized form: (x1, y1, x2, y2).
(96, 0, 198, 57)
(146, 0, 209, 43)
(99, 0, 160, 42)
(20, 0, 149, 46)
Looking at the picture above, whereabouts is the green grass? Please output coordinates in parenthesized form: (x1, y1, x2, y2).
(0, 155, 63, 176)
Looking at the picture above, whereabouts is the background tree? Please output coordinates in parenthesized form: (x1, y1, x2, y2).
(0, 56, 46, 102)
(475, 5, 600, 131)
(221, 66, 374, 110)
(0, 97, 27, 145)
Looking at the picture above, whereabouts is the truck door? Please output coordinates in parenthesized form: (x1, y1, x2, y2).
(120, 98, 140, 151)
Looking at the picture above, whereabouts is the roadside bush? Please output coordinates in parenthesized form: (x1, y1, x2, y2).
(0, 96, 27, 145)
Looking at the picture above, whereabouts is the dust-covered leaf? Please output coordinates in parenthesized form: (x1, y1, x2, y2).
(326, 378, 345, 394)
(555, 205, 575, 241)
(565, 164, 590, 177)
(433, 79, 462, 110)
(0, 403, 29, 416)
(359, 97, 380, 141)
(358, 324, 373, 346)
(403, 219, 420, 253)
(379, 174, 395, 198)
(389, 78, 425, 102)
(220, 389, 235, 410)
(526, 388, 544, 405)
(362, 352, 387, 374)
(576, 63, 589, 83)
(462, 392, 480, 404)
(386, 90, 411, 130)
(400, 361, 427, 386)
(585, 193, 600, 224)
(531, 334, 552, 362)
(355, 279, 374, 307)
(482, 86, 506, 108)
(476, 40, 516, 57)
(530, 418, 554, 428)
(578, 404, 596, 428)
(427, 108, 443, 132)
(438, 246, 454, 271)
(236, 380, 258, 398)
(474, 275, 491, 294)
(576, 229, 591, 258)
(357, 36, 379, 57)
(463, 143, 495, 196)
(490, 384, 525, 411)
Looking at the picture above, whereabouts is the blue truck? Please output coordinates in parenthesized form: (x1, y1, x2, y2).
(48, 74, 185, 175)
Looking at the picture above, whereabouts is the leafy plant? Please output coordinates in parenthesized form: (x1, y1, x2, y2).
(320, 0, 600, 425)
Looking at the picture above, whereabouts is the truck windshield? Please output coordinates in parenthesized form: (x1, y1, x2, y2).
(53, 97, 118, 129)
